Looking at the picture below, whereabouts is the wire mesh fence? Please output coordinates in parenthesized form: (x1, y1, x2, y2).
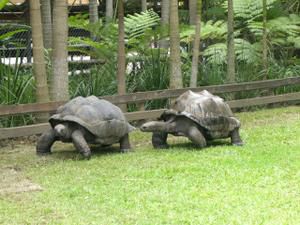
(0, 1, 100, 74)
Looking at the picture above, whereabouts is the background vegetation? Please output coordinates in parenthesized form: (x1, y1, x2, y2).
(0, 0, 299, 127)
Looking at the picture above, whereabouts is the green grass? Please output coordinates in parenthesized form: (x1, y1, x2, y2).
(1, 106, 300, 225)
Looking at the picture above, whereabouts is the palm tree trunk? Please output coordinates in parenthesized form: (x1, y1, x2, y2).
(262, 0, 268, 80)
(169, 0, 183, 89)
(29, 0, 50, 121)
(141, 0, 147, 11)
(105, 0, 113, 22)
(50, 0, 69, 101)
(159, 0, 169, 49)
(40, 0, 52, 50)
(227, 0, 235, 83)
(117, 0, 127, 111)
(190, 0, 202, 88)
(189, 0, 197, 25)
(89, 0, 99, 40)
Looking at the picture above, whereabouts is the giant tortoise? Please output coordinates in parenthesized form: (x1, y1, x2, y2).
(36, 96, 134, 159)
(140, 90, 243, 148)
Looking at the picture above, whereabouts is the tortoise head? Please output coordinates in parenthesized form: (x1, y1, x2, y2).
(140, 120, 176, 133)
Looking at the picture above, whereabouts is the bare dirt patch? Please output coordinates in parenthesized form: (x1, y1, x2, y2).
(0, 166, 42, 194)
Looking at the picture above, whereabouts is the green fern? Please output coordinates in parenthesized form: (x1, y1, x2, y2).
(203, 39, 262, 65)
(124, 9, 160, 40)
(223, 0, 277, 22)
(180, 20, 227, 44)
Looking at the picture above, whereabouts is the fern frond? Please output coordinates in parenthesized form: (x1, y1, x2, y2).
(223, 0, 277, 22)
(203, 43, 227, 65)
(235, 39, 262, 64)
(124, 9, 160, 40)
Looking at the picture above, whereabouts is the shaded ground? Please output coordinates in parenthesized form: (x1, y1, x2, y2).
(0, 106, 299, 224)
(0, 167, 42, 194)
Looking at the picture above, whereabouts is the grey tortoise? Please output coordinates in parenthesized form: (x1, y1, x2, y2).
(36, 96, 134, 159)
(140, 90, 243, 149)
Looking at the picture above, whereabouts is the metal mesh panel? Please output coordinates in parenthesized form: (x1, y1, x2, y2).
(0, 1, 99, 73)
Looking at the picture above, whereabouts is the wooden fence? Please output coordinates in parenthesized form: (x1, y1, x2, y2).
(1, 76, 300, 139)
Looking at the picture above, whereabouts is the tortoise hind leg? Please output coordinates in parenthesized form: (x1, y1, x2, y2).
(230, 127, 243, 146)
(72, 130, 91, 159)
(152, 132, 169, 149)
(36, 128, 58, 155)
(187, 127, 206, 148)
(120, 134, 131, 153)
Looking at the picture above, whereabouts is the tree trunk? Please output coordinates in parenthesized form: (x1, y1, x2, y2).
(190, 0, 202, 88)
(29, 0, 50, 121)
(141, 0, 147, 11)
(169, 0, 183, 89)
(89, 0, 99, 24)
(89, 0, 98, 40)
(159, 0, 169, 49)
(117, 0, 127, 111)
(189, 0, 197, 25)
(40, 0, 52, 50)
(50, 0, 69, 101)
(262, 0, 268, 79)
(227, 0, 235, 83)
(105, 0, 113, 22)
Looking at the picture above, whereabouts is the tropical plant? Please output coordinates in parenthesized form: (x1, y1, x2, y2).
(69, 62, 117, 98)
(0, 0, 8, 10)
(0, 63, 35, 127)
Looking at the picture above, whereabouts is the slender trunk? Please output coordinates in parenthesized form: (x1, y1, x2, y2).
(40, 0, 52, 50)
(29, 0, 50, 121)
(89, 0, 98, 40)
(189, 0, 197, 25)
(105, 0, 113, 22)
(190, 0, 202, 88)
(141, 0, 147, 11)
(89, 0, 99, 24)
(159, 0, 169, 49)
(51, 0, 69, 101)
(169, 0, 183, 89)
(262, 0, 268, 79)
(117, 0, 127, 111)
(227, 0, 235, 83)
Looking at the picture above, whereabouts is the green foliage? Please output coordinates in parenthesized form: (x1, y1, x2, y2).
(180, 20, 227, 43)
(127, 48, 169, 109)
(124, 9, 160, 40)
(0, 0, 8, 10)
(0, 24, 30, 47)
(223, 0, 278, 21)
(69, 62, 117, 98)
(200, 0, 300, 67)
(68, 15, 118, 60)
(0, 63, 35, 127)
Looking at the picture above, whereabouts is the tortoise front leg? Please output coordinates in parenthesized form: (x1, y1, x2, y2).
(71, 130, 91, 159)
(152, 132, 169, 149)
(231, 127, 243, 146)
(120, 134, 131, 153)
(187, 127, 206, 148)
(36, 128, 58, 155)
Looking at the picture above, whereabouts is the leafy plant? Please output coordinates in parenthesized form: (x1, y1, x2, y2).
(0, 61, 35, 127)
(69, 61, 117, 98)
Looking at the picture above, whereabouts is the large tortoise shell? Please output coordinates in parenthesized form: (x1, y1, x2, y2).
(49, 96, 134, 138)
(161, 90, 240, 134)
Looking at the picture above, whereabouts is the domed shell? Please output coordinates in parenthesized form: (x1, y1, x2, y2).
(49, 96, 134, 139)
(165, 90, 240, 133)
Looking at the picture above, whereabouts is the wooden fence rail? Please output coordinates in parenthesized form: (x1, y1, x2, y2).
(1, 77, 300, 139)
(1, 76, 300, 117)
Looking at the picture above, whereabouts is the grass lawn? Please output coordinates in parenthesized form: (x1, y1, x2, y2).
(0, 106, 300, 225)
